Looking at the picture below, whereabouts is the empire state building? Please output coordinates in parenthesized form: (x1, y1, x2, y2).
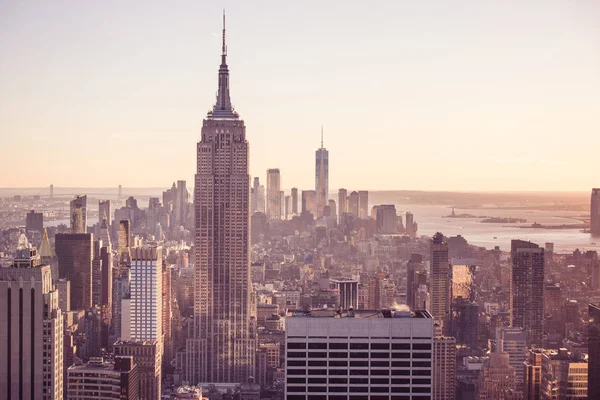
(189, 14, 255, 383)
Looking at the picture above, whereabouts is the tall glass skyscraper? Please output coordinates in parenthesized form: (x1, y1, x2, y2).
(315, 126, 329, 218)
(189, 13, 255, 384)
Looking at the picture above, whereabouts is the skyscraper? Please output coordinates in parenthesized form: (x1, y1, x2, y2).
(123, 246, 163, 344)
(338, 188, 348, 223)
(251, 177, 262, 214)
(70, 195, 87, 233)
(25, 209, 43, 234)
(589, 303, 600, 398)
(510, 240, 544, 347)
(118, 219, 131, 264)
(524, 349, 543, 400)
(266, 169, 281, 220)
(315, 126, 329, 218)
(0, 235, 64, 400)
(190, 14, 254, 384)
(433, 335, 456, 400)
(285, 309, 434, 398)
(174, 180, 189, 227)
(358, 190, 369, 219)
(431, 232, 451, 336)
(591, 188, 600, 235)
(496, 327, 527, 384)
(405, 211, 415, 237)
(301, 190, 317, 217)
(291, 187, 298, 215)
(348, 190, 359, 217)
(55, 232, 93, 310)
(375, 204, 398, 233)
(98, 199, 112, 224)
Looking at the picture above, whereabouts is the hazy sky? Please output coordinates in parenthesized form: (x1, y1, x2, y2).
(1, 1, 599, 191)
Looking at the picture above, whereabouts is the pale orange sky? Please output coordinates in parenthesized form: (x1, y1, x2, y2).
(1, 1, 599, 191)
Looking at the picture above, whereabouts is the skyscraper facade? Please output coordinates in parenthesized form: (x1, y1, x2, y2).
(510, 240, 544, 347)
(589, 303, 600, 398)
(190, 14, 255, 384)
(98, 199, 112, 222)
(70, 195, 87, 233)
(291, 187, 298, 215)
(348, 191, 359, 217)
(591, 188, 600, 235)
(0, 237, 64, 400)
(266, 169, 281, 220)
(55, 233, 93, 310)
(433, 335, 456, 400)
(431, 232, 451, 336)
(285, 309, 434, 398)
(315, 127, 329, 218)
(301, 190, 318, 217)
(358, 190, 369, 219)
(25, 209, 43, 234)
(338, 188, 348, 223)
(125, 246, 163, 343)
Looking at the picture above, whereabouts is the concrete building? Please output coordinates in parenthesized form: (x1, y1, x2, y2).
(511, 240, 544, 347)
(431, 232, 451, 335)
(433, 335, 456, 400)
(67, 356, 139, 399)
(315, 126, 329, 218)
(267, 169, 282, 220)
(25, 209, 43, 234)
(285, 308, 434, 399)
(118, 219, 131, 263)
(591, 188, 600, 235)
(477, 352, 517, 400)
(98, 199, 112, 224)
(524, 349, 543, 400)
(589, 303, 600, 399)
(114, 340, 161, 400)
(0, 235, 63, 400)
(338, 188, 348, 223)
(301, 190, 318, 218)
(291, 187, 298, 215)
(358, 190, 369, 219)
(540, 348, 587, 400)
(347, 191, 359, 217)
(405, 211, 416, 237)
(70, 194, 87, 233)
(188, 15, 255, 384)
(374, 204, 398, 234)
(496, 327, 527, 384)
(331, 279, 359, 311)
(125, 246, 163, 345)
(55, 232, 93, 310)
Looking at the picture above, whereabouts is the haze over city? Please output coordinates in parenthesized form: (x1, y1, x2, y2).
(1, 1, 599, 190)
(3, 2, 600, 400)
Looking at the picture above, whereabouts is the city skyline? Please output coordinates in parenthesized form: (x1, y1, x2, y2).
(1, 1, 600, 190)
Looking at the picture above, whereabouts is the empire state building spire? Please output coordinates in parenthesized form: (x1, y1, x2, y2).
(210, 10, 238, 119)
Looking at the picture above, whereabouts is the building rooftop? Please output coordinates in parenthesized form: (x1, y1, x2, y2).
(287, 308, 432, 319)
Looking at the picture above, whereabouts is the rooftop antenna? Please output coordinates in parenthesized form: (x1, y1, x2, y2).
(222, 9, 227, 57)
(321, 125, 324, 148)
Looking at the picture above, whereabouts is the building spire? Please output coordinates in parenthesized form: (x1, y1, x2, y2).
(210, 10, 237, 119)
(321, 125, 324, 148)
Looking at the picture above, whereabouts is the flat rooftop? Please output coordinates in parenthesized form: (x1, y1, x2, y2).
(287, 309, 433, 319)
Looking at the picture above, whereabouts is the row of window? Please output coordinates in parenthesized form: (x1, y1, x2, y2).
(287, 343, 431, 350)
(288, 387, 431, 393)
(287, 360, 431, 368)
(287, 395, 431, 400)
(287, 377, 431, 385)
(287, 369, 431, 376)
(287, 351, 432, 359)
